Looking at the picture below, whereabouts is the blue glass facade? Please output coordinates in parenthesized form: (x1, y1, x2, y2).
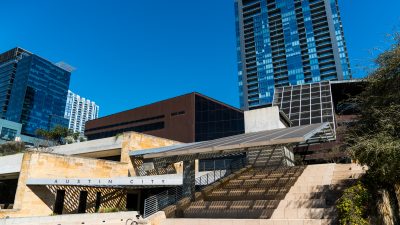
(0, 48, 31, 118)
(0, 48, 71, 136)
(235, 0, 351, 110)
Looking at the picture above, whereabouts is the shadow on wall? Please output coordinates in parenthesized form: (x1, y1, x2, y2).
(131, 157, 177, 176)
(29, 185, 127, 214)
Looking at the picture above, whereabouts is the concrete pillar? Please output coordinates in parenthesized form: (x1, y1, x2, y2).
(182, 160, 195, 201)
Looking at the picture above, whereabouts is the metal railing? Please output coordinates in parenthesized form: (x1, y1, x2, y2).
(143, 186, 184, 218)
(195, 170, 227, 186)
(143, 157, 247, 218)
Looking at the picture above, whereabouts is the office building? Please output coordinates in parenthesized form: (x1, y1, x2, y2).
(0, 119, 48, 146)
(0, 47, 71, 136)
(0, 48, 30, 118)
(64, 90, 99, 135)
(235, 0, 351, 109)
(85, 92, 244, 142)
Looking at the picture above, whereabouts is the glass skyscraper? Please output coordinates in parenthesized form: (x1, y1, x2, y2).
(235, 0, 351, 110)
(0, 47, 71, 136)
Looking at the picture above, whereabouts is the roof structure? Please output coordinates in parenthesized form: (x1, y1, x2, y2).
(130, 123, 334, 159)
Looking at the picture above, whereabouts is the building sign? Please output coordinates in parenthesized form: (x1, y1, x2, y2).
(26, 175, 182, 187)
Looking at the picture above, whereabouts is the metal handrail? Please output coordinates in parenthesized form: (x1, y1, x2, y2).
(143, 157, 247, 218)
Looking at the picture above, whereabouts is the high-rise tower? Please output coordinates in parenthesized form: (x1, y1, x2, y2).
(64, 90, 99, 134)
(0, 47, 71, 136)
(235, 0, 351, 110)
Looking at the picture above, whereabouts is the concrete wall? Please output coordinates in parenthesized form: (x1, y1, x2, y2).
(0, 154, 23, 177)
(0, 152, 128, 218)
(244, 107, 287, 133)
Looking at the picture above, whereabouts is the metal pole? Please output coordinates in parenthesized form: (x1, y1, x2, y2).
(213, 160, 216, 182)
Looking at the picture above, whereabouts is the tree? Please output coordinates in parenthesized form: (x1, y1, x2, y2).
(35, 126, 71, 145)
(345, 35, 400, 185)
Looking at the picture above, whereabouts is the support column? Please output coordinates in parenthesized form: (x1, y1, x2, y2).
(182, 160, 196, 201)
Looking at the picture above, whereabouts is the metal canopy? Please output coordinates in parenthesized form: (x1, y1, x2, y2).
(131, 123, 334, 159)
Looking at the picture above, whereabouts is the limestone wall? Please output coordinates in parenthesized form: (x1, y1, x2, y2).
(120, 132, 180, 176)
(0, 152, 128, 218)
(0, 132, 181, 218)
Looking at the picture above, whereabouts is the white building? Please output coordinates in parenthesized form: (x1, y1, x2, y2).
(64, 90, 99, 134)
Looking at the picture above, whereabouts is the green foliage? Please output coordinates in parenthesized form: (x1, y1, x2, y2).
(337, 182, 371, 225)
(35, 126, 73, 145)
(345, 37, 400, 185)
(79, 136, 86, 142)
(0, 141, 26, 156)
(98, 207, 124, 213)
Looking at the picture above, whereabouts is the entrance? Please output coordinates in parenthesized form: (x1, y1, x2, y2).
(126, 192, 139, 211)
(77, 191, 88, 213)
(54, 190, 65, 214)
(0, 178, 18, 209)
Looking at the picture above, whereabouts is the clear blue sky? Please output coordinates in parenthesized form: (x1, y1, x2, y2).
(1, 0, 399, 116)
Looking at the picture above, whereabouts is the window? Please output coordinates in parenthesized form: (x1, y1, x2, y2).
(0, 127, 17, 140)
(171, 111, 185, 117)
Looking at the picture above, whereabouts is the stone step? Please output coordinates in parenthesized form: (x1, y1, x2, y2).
(289, 184, 349, 193)
(330, 178, 358, 185)
(224, 178, 298, 189)
(284, 192, 342, 201)
(278, 199, 329, 208)
(271, 207, 337, 219)
(205, 191, 288, 201)
(184, 208, 276, 219)
(160, 218, 335, 225)
(186, 200, 281, 210)
(331, 173, 364, 180)
(210, 187, 292, 195)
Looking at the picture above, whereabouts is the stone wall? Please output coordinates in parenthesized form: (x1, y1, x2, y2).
(120, 132, 180, 176)
(0, 152, 128, 218)
(0, 131, 181, 218)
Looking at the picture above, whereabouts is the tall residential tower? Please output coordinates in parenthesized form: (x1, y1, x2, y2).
(0, 47, 71, 136)
(235, 0, 351, 110)
(64, 90, 99, 135)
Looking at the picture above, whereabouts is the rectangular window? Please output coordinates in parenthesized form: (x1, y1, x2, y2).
(171, 111, 185, 117)
(0, 127, 17, 140)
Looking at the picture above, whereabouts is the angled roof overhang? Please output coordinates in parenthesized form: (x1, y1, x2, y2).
(130, 123, 335, 159)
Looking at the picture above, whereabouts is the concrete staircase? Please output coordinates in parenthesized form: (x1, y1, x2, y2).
(184, 166, 305, 219)
(176, 163, 365, 224)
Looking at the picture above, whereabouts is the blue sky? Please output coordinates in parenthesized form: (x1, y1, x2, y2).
(1, 0, 399, 116)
